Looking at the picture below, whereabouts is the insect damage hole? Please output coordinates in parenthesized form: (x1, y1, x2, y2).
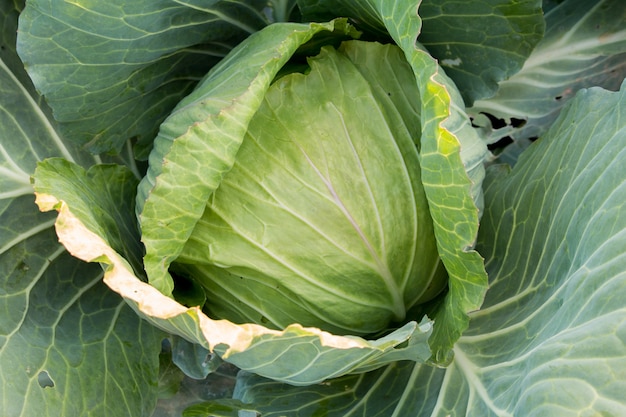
(37, 370, 55, 389)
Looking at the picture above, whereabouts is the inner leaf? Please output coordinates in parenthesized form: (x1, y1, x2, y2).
(176, 41, 445, 336)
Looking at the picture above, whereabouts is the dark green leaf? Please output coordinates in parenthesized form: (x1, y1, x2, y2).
(1, 3, 164, 416)
(17, 0, 269, 155)
(170, 335, 217, 380)
(418, 0, 544, 104)
(158, 345, 186, 400)
(298, 0, 545, 104)
(153, 363, 239, 417)
(183, 399, 257, 417)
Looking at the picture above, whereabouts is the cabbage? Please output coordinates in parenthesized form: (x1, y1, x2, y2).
(176, 42, 447, 335)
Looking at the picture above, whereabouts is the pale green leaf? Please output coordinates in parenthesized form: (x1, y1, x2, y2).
(136, 19, 359, 295)
(282, 0, 490, 364)
(176, 41, 444, 337)
(16, 0, 269, 155)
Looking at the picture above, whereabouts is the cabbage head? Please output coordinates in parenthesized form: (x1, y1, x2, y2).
(175, 41, 447, 336)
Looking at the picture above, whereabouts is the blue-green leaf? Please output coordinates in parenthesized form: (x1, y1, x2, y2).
(1, 3, 164, 416)
(470, 0, 626, 154)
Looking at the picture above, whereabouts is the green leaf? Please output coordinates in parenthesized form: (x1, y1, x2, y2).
(26, 161, 164, 417)
(1, 1, 28, 87)
(227, 82, 626, 417)
(34, 160, 145, 275)
(470, 0, 626, 150)
(213, 362, 446, 416)
(358, 0, 489, 364)
(158, 346, 186, 400)
(266, 0, 300, 23)
(183, 399, 256, 417)
(297, 0, 545, 104)
(274, 0, 489, 364)
(1, 3, 163, 416)
(170, 335, 217, 380)
(417, 0, 544, 105)
(33, 157, 435, 386)
(16, 0, 269, 155)
(136, 19, 360, 295)
(458, 81, 626, 416)
(153, 361, 240, 417)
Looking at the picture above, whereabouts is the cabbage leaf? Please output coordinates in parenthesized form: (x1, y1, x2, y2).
(17, 0, 270, 155)
(298, 0, 545, 104)
(470, 0, 626, 150)
(33, 157, 436, 386)
(136, 19, 360, 296)
(0, 3, 163, 415)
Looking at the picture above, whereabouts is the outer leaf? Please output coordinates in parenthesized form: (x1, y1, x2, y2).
(16, 0, 269, 155)
(227, 362, 436, 417)
(33, 160, 145, 278)
(25, 162, 164, 417)
(29, 169, 438, 387)
(451, 81, 626, 417)
(225, 82, 626, 417)
(136, 20, 359, 295)
(363, 1, 489, 364)
(417, 0, 544, 105)
(470, 0, 626, 149)
(297, 0, 545, 104)
(1, 3, 163, 416)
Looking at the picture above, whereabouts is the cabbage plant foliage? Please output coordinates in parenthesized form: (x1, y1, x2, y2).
(1, 0, 625, 416)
